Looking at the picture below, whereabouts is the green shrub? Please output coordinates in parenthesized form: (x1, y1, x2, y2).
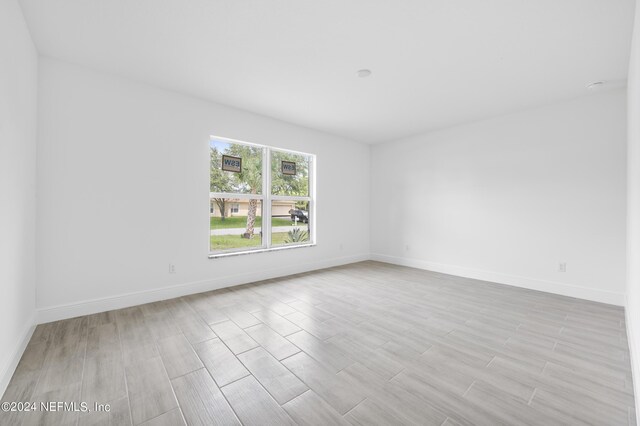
(285, 227, 309, 243)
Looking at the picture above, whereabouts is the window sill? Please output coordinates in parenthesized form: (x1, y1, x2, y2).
(208, 243, 316, 259)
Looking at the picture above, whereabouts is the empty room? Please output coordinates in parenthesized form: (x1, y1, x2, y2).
(2, 0, 640, 425)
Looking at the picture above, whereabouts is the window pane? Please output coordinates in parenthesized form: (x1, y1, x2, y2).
(210, 138, 263, 195)
(270, 150, 310, 197)
(210, 197, 263, 252)
(271, 200, 310, 246)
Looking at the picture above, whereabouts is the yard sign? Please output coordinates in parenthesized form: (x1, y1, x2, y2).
(281, 161, 296, 176)
(222, 155, 242, 173)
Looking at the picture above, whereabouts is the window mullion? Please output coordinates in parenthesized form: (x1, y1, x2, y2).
(263, 147, 272, 249)
(210, 192, 263, 200)
(270, 195, 311, 202)
(309, 155, 315, 244)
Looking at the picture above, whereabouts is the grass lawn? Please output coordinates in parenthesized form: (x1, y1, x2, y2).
(210, 234, 263, 250)
(210, 216, 292, 229)
(272, 232, 289, 245)
(210, 232, 309, 251)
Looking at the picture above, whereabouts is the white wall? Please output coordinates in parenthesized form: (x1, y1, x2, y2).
(0, 0, 38, 396)
(626, 0, 640, 418)
(36, 57, 370, 321)
(371, 89, 627, 305)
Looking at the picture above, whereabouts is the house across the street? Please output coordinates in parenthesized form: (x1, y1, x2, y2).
(209, 199, 296, 218)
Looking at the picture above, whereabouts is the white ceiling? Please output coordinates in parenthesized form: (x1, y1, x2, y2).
(19, 0, 636, 143)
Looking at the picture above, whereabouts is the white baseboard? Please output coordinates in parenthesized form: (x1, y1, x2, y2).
(37, 253, 370, 324)
(625, 295, 640, 424)
(371, 253, 625, 306)
(0, 311, 36, 399)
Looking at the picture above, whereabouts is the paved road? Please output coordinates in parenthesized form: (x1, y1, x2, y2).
(210, 225, 309, 236)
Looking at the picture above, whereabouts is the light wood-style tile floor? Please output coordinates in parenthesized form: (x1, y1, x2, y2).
(1, 261, 635, 425)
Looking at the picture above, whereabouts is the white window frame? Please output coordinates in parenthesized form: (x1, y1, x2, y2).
(209, 135, 316, 258)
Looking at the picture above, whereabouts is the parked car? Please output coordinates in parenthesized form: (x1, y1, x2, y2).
(288, 209, 309, 223)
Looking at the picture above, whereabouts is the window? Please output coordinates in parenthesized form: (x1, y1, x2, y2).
(209, 136, 314, 256)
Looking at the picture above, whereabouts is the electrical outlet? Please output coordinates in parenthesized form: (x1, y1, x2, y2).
(558, 262, 567, 273)
(169, 264, 176, 274)
(339, 243, 343, 250)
